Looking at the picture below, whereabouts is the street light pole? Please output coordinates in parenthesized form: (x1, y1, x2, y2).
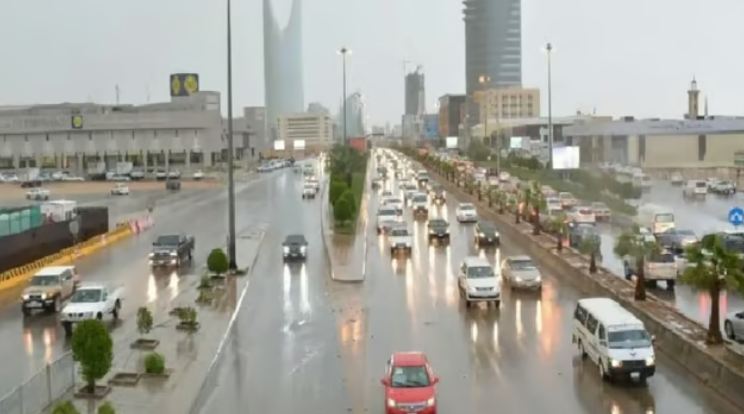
(546, 42, 554, 170)
(226, 0, 237, 270)
(479, 75, 498, 171)
(339, 47, 350, 145)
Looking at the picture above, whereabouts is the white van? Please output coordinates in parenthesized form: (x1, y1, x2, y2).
(572, 298, 656, 382)
(683, 180, 708, 198)
(635, 204, 674, 235)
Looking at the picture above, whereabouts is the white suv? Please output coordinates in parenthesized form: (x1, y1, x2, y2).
(455, 203, 478, 223)
(388, 225, 413, 255)
(377, 207, 401, 234)
(458, 257, 501, 308)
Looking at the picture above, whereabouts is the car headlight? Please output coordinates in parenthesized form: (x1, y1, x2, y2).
(514, 276, 523, 282)
(426, 397, 436, 407)
(387, 398, 396, 408)
(21, 294, 29, 301)
(170, 252, 178, 257)
(535, 276, 542, 282)
(300, 246, 307, 253)
(610, 359, 622, 368)
(645, 356, 655, 366)
(478, 232, 485, 237)
(283, 246, 290, 253)
(148, 252, 154, 258)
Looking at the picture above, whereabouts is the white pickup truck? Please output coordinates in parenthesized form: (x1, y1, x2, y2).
(60, 283, 123, 336)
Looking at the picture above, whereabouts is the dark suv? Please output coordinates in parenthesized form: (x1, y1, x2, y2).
(427, 218, 450, 243)
(474, 221, 500, 247)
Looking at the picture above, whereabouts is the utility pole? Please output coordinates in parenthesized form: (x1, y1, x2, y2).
(339, 47, 351, 145)
(226, 0, 237, 270)
(546, 42, 554, 169)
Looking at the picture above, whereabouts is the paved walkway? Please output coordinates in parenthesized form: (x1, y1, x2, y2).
(47, 229, 265, 414)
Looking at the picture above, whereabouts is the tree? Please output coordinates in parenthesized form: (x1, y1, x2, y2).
(329, 179, 348, 205)
(98, 402, 116, 414)
(613, 226, 660, 301)
(680, 234, 744, 345)
(136, 307, 153, 336)
(579, 236, 601, 273)
(546, 212, 568, 252)
(527, 181, 545, 235)
(52, 401, 80, 414)
(207, 248, 229, 275)
(333, 192, 354, 222)
(71, 320, 113, 394)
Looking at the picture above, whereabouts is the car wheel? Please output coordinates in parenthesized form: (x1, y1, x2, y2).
(578, 340, 587, 359)
(725, 321, 736, 340)
(667, 280, 676, 290)
(113, 300, 121, 320)
(599, 360, 609, 381)
(62, 322, 73, 337)
(96, 312, 103, 320)
(52, 297, 60, 313)
(21, 306, 30, 317)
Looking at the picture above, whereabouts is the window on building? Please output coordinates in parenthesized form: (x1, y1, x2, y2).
(639, 135, 646, 162)
(45, 135, 49, 142)
(698, 135, 706, 161)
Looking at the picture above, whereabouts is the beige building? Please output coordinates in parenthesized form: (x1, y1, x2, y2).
(563, 118, 744, 169)
(473, 86, 540, 137)
(277, 113, 332, 152)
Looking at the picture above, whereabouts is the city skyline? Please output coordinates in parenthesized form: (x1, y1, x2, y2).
(1, 0, 744, 126)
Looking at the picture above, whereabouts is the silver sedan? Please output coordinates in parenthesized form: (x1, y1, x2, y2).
(501, 255, 542, 290)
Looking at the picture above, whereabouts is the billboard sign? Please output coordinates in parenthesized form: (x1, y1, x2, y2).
(170, 73, 200, 97)
(293, 140, 306, 150)
(510, 136, 528, 149)
(552, 146, 580, 170)
(446, 137, 458, 149)
(273, 140, 285, 151)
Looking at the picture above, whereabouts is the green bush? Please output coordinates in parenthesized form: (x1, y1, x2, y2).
(207, 248, 228, 275)
(71, 320, 113, 393)
(97, 402, 116, 414)
(177, 306, 198, 325)
(329, 179, 348, 205)
(333, 193, 354, 222)
(144, 352, 166, 375)
(52, 401, 80, 414)
(136, 307, 153, 336)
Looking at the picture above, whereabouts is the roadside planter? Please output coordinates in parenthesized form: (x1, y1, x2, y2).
(141, 352, 171, 379)
(108, 372, 141, 387)
(175, 306, 200, 332)
(130, 307, 159, 350)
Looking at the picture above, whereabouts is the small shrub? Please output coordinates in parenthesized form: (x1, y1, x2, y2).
(198, 275, 212, 290)
(207, 248, 228, 275)
(52, 401, 80, 414)
(333, 192, 354, 222)
(136, 307, 153, 336)
(177, 306, 198, 325)
(144, 352, 165, 375)
(329, 179, 348, 205)
(97, 402, 116, 414)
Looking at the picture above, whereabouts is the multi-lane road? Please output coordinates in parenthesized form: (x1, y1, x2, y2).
(0, 174, 275, 397)
(595, 179, 744, 327)
(198, 159, 741, 414)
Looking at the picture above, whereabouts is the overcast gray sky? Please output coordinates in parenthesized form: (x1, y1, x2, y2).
(2, 0, 743, 126)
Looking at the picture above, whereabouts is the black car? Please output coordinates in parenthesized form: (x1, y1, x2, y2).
(474, 221, 500, 247)
(427, 218, 450, 243)
(20, 180, 42, 188)
(282, 234, 308, 261)
(656, 228, 698, 254)
(568, 223, 600, 248)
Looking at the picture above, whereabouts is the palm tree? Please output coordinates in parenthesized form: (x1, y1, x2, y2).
(613, 226, 660, 301)
(680, 234, 744, 345)
(528, 181, 545, 235)
(495, 190, 506, 214)
(546, 212, 568, 252)
(579, 236, 601, 273)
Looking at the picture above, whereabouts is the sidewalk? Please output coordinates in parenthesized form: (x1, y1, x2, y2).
(320, 174, 369, 283)
(49, 228, 265, 414)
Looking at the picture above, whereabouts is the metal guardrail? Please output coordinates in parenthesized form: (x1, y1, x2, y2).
(0, 352, 75, 414)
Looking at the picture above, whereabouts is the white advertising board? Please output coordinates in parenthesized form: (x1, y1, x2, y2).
(293, 139, 306, 150)
(273, 140, 285, 151)
(446, 136, 458, 149)
(552, 146, 580, 170)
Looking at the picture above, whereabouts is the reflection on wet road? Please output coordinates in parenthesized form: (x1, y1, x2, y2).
(200, 163, 742, 414)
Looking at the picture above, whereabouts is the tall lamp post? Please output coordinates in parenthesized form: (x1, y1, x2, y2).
(545, 42, 554, 169)
(479, 75, 499, 172)
(338, 47, 351, 145)
(226, 0, 237, 270)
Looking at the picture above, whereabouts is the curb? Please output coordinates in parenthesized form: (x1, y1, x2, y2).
(427, 165, 744, 411)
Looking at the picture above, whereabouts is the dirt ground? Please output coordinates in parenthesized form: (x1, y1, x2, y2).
(0, 180, 222, 200)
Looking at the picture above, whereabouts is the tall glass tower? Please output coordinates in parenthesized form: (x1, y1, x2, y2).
(463, 0, 522, 95)
(263, 0, 304, 137)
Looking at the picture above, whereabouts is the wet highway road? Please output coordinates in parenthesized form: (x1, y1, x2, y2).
(0, 172, 279, 397)
(200, 165, 741, 414)
(595, 179, 744, 327)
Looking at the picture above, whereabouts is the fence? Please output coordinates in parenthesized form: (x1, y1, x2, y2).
(0, 352, 75, 414)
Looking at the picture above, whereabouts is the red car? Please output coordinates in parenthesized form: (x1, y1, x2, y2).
(381, 352, 439, 414)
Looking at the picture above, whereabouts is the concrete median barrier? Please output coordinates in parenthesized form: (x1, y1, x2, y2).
(427, 166, 744, 410)
(0, 215, 150, 293)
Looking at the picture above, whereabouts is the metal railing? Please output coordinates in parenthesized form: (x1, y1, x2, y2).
(0, 352, 75, 414)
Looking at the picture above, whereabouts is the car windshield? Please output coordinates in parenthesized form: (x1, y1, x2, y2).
(656, 213, 674, 223)
(459, 204, 475, 211)
(378, 209, 397, 217)
(391, 229, 409, 237)
(286, 235, 306, 245)
(695, 182, 707, 188)
(155, 235, 180, 245)
(30, 275, 60, 286)
(650, 253, 675, 263)
(385, 198, 402, 204)
(430, 220, 447, 228)
(467, 266, 494, 278)
(390, 365, 430, 388)
(510, 259, 536, 271)
(608, 329, 652, 349)
(478, 223, 495, 233)
(70, 289, 102, 303)
(413, 195, 427, 202)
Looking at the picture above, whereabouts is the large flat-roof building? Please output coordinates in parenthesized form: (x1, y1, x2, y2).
(278, 112, 332, 152)
(563, 117, 744, 168)
(0, 92, 244, 173)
